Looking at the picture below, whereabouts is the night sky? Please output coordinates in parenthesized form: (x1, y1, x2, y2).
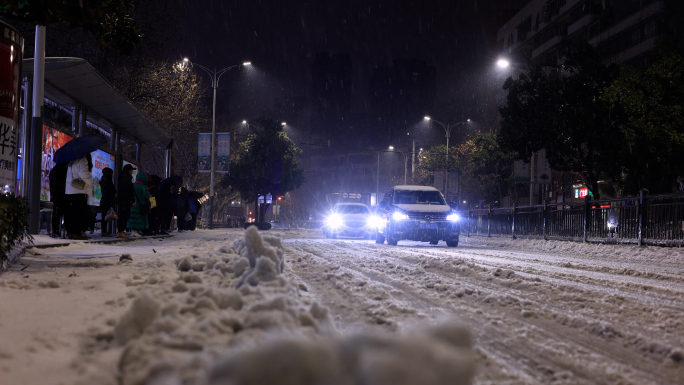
(173, 0, 528, 136)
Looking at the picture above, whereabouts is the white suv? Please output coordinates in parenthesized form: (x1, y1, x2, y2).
(323, 202, 373, 239)
(374, 185, 460, 247)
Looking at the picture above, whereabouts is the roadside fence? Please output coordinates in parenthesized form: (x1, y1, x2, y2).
(462, 191, 684, 247)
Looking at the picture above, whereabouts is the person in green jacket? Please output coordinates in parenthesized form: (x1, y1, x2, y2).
(127, 172, 150, 235)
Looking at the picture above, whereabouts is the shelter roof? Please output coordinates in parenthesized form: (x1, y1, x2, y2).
(22, 57, 168, 144)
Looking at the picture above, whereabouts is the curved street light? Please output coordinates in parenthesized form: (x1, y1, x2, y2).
(423, 117, 470, 163)
(496, 59, 537, 205)
(182, 58, 251, 229)
(424, 116, 470, 201)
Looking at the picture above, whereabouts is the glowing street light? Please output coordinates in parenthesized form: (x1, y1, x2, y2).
(423, 117, 470, 163)
(496, 58, 531, 81)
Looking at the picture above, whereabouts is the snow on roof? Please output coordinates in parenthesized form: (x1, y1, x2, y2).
(392, 185, 439, 191)
(395, 203, 451, 212)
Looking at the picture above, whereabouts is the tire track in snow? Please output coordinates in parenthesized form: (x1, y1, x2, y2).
(284, 239, 683, 385)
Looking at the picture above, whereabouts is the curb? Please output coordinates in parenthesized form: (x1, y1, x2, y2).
(1, 234, 174, 274)
(1, 243, 27, 273)
(30, 234, 175, 249)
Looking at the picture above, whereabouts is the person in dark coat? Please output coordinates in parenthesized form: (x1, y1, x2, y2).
(175, 187, 190, 232)
(99, 167, 116, 237)
(117, 164, 136, 238)
(186, 192, 201, 230)
(144, 174, 161, 235)
(127, 172, 150, 234)
(158, 175, 181, 234)
(48, 163, 68, 238)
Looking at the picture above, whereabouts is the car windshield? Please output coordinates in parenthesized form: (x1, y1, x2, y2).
(336, 205, 369, 214)
(393, 190, 446, 205)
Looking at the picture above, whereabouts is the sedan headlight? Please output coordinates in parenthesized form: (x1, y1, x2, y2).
(367, 215, 384, 228)
(325, 213, 343, 229)
(446, 213, 460, 222)
(392, 212, 409, 221)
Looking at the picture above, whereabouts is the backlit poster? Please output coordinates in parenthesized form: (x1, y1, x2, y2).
(88, 149, 116, 206)
(0, 21, 23, 194)
(41, 125, 73, 201)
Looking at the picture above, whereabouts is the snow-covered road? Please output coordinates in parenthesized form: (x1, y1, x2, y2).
(282, 234, 684, 385)
(1, 228, 682, 384)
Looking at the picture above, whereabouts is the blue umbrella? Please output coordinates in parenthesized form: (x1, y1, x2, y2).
(54, 135, 107, 164)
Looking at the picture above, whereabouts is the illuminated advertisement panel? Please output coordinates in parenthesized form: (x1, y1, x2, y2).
(88, 149, 116, 206)
(41, 126, 115, 205)
(0, 21, 23, 193)
(41, 125, 74, 201)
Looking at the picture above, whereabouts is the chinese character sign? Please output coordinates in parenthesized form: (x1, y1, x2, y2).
(0, 21, 23, 194)
(198, 133, 210, 172)
(216, 133, 230, 173)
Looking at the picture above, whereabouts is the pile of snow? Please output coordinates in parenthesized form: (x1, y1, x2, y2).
(107, 227, 474, 385)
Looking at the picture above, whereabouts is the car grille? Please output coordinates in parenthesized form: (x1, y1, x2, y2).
(344, 220, 367, 228)
(407, 212, 448, 221)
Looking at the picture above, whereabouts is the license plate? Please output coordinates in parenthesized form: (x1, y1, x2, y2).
(419, 223, 438, 229)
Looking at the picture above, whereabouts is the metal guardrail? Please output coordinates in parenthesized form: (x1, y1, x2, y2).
(461, 191, 684, 247)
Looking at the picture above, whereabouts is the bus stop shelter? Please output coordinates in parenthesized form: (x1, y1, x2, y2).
(21, 57, 169, 233)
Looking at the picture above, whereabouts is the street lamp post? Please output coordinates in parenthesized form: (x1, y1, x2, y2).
(424, 116, 470, 201)
(388, 146, 410, 185)
(183, 58, 250, 229)
(496, 59, 536, 205)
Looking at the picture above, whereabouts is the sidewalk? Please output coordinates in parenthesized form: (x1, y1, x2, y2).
(30, 231, 174, 249)
(2, 231, 174, 273)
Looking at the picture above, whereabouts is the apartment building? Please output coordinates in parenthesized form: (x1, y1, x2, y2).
(495, 0, 682, 204)
(496, 0, 680, 69)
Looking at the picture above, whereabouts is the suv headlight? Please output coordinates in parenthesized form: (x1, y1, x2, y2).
(446, 213, 460, 222)
(392, 212, 409, 221)
(325, 213, 343, 228)
(367, 215, 383, 228)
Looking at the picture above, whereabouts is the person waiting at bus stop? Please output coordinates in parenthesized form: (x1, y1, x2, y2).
(99, 167, 116, 237)
(64, 154, 93, 240)
(49, 162, 68, 238)
(128, 172, 150, 236)
(117, 164, 136, 239)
